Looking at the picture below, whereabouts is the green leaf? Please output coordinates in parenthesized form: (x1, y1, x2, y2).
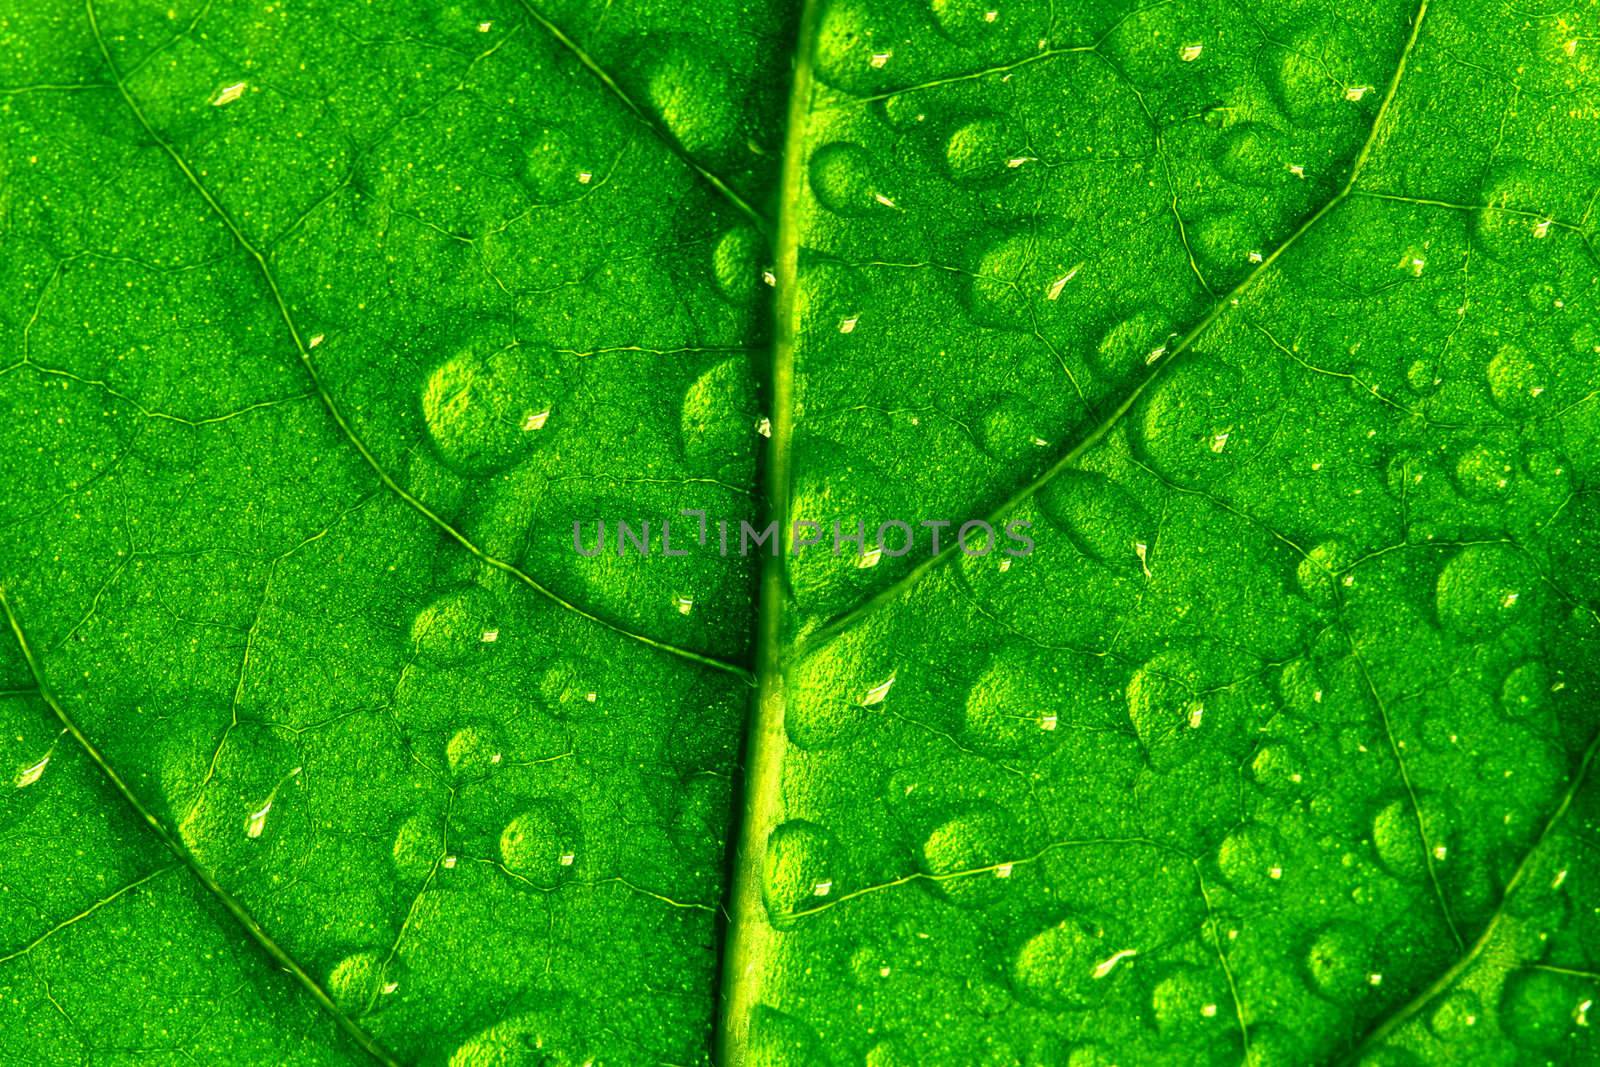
(2, 1, 1598, 1065)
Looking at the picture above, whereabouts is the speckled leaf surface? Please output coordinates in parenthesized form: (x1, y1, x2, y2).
(2, 0, 1599, 1065)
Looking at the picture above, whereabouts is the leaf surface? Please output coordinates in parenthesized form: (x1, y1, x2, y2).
(3, 1, 1600, 1065)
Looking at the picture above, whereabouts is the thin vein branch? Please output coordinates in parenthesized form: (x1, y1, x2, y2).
(0, 588, 401, 1067)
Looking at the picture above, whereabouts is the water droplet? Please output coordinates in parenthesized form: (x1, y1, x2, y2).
(500, 800, 582, 889)
(713, 225, 764, 303)
(919, 803, 1023, 905)
(964, 652, 1071, 758)
(645, 46, 741, 163)
(764, 820, 838, 924)
(1214, 124, 1291, 188)
(1453, 442, 1514, 500)
(412, 586, 502, 666)
(1499, 661, 1552, 720)
(1486, 346, 1549, 415)
(393, 812, 440, 880)
(1436, 543, 1533, 638)
(446, 726, 501, 777)
(422, 344, 550, 476)
(328, 951, 383, 1012)
(1136, 356, 1251, 486)
(1012, 919, 1108, 1007)
(809, 142, 889, 216)
(1217, 822, 1286, 893)
(944, 115, 1015, 184)
(1302, 921, 1373, 1004)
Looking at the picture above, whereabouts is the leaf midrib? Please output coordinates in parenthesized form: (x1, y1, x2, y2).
(712, 0, 823, 1059)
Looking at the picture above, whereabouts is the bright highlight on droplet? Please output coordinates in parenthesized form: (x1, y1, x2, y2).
(1046, 262, 1083, 301)
(15, 754, 49, 789)
(1092, 948, 1138, 979)
(863, 673, 896, 706)
(245, 766, 301, 838)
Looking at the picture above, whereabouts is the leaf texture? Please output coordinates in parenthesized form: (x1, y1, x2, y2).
(2, 0, 1599, 1065)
